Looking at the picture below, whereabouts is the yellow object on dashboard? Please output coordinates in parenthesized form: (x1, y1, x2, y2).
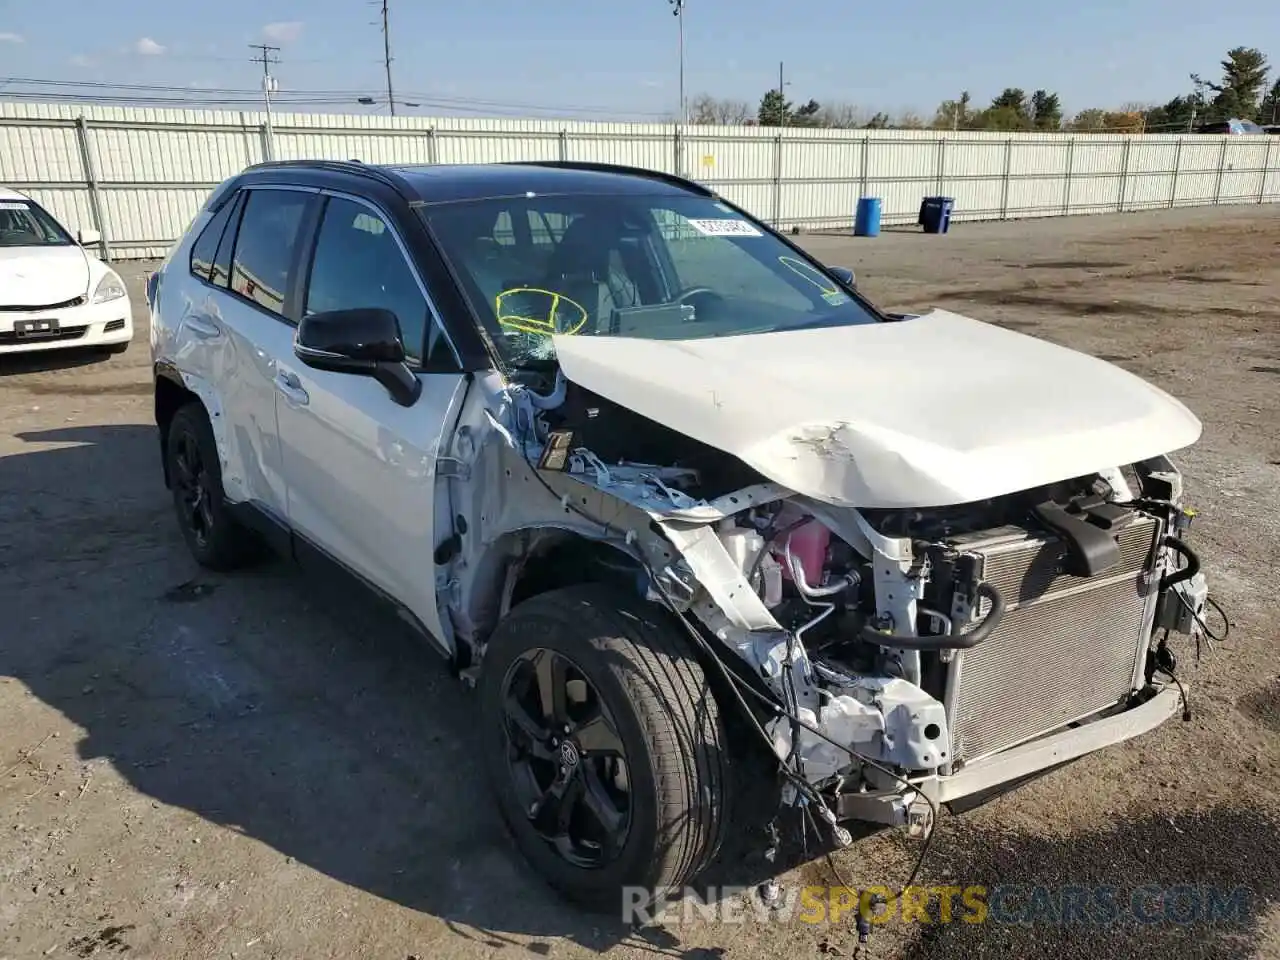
(495, 287, 590, 337)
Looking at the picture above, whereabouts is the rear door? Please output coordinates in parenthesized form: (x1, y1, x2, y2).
(273, 191, 468, 643)
(177, 185, 316, 520)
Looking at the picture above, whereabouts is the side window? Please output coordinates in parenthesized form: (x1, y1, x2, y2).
(210, 192, 247, 287)
(229, 189, 310, 317)
(188, 197, 236, 284)
(304, 196, 450, 367)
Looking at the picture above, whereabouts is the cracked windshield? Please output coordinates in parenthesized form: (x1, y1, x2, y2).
(423, 193, 879, 366)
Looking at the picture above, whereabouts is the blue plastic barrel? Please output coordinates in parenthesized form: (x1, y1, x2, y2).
(920, 196, 956, 234)
(854, 196, 882, 237)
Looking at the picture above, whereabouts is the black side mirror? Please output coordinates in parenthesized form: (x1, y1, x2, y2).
(827, 266, 857, 289)
(295, 308, 422, 407)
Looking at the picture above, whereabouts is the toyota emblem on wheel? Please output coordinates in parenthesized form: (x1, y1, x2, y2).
(559, 740, 580, 767)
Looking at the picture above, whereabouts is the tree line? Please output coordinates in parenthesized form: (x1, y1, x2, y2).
(687, 47, 1280, 132)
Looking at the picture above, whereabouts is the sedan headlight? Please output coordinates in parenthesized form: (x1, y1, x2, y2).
(92, 271, 127, 304)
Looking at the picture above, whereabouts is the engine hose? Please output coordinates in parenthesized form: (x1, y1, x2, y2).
(860, 581, 1006, 651)
(1161, 535, 1200, 593)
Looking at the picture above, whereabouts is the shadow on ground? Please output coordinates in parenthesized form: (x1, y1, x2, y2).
(0, 424, 800, 957)
(899, 807, 1280, 960)
(0, 346, 118, 377)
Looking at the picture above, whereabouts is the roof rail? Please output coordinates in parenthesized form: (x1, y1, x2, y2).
(243, 158, 406, 191)
(502, 160, 715, 197)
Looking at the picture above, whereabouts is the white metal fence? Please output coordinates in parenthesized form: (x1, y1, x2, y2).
(3, 101, 1279, 262)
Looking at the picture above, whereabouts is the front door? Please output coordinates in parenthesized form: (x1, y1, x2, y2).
(273, 192, 467, 644)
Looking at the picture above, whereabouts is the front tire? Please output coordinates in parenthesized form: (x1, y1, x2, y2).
(480, 585, 729, 913)
(165, 402, 261, 571)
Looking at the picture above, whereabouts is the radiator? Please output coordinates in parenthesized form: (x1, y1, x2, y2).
(943, 514, 1161, 764)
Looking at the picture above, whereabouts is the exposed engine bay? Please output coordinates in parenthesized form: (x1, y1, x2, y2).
(474, 372, 1214, 836)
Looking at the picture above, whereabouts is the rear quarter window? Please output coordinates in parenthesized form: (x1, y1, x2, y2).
(189, 199, 237, 283)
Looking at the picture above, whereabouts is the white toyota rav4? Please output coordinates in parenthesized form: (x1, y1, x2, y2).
(148, 159, 1213, 911)
(0, 187, 132, 356)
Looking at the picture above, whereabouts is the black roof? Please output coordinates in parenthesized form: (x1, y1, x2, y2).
(239, 159, 713, 205)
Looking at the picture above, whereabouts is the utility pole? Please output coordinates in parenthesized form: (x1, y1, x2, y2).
(669, 0, 686, 126)
(1188, 74, 1205, 133)
(249, 44, 280, 160)
(667, 0, 686, 176)
(380, 0, 396, 116)
(778, 61, 786, 128)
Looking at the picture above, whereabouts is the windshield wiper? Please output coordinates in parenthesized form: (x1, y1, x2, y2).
(767, 314, 848, 333)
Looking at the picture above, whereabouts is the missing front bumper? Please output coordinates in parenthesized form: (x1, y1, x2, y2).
(834, 683, 1185, 824)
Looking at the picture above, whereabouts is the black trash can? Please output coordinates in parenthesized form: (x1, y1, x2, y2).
(918, 196, 955, 234)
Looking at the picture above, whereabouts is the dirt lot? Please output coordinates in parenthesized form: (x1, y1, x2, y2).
(2, 205, 1278, 960)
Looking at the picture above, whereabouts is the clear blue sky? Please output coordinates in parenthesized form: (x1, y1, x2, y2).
(1, 0, 1277, 119)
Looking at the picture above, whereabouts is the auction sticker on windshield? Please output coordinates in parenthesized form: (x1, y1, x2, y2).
(687, 218, 763, 238)
(0, 200, 30, 210)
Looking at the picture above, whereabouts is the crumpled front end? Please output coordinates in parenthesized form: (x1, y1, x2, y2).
(661, 461, 1210, 836)
(472, 372, 1213, 842)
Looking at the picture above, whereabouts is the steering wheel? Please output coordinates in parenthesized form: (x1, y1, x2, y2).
(675, 286, 726, 317)
(675, 286, 720, 304)
(672, 286, 725, 322)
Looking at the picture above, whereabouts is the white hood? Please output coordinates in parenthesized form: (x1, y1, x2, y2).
(551, 309, 1203, 508)
(0, 246, 91, 306)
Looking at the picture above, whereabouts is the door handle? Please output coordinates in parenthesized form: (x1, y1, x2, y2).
(274, 371, 310, 406)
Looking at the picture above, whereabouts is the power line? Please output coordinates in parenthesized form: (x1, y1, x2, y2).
(395, 89, 670, 117)
(0, 76, 384, 98)
(0, 90, 669, 119)
(176, 53, 377, 65)
(0, 75, 675, 119)
(0, 92, 362, 105)
(2, 80, 668, 116)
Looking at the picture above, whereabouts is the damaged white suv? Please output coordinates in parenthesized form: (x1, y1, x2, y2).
(149, 159, 1211, 910)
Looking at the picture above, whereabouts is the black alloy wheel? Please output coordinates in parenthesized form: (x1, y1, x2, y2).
(481, 585, 730, 912)
(171, 426, 215, 551)
(500, 647, 633, 869)
(165, 403, 261, 571)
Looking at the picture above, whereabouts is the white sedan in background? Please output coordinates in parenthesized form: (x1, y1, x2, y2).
(0, 187, 133, 356)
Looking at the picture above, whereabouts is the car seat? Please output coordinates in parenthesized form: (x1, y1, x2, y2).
(542, 215, 640, 334)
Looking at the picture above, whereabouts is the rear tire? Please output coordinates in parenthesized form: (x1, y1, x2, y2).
(480, 585, 729, 913)
(165, 402, 262, 571)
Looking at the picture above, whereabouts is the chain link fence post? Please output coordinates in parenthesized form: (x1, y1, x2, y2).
(74, 116, 111, 262)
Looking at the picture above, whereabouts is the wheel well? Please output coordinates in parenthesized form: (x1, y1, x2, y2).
(503, 532, 776, 770)
(155, 373, 198, 487)
(507, 534, 648, 611)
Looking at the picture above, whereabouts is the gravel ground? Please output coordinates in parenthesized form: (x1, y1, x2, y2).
(1, 204, 1278, 960)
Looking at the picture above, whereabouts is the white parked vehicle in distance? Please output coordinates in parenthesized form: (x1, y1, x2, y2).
(147, 159, 1214, 912)
(0, 187, 132, 356)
